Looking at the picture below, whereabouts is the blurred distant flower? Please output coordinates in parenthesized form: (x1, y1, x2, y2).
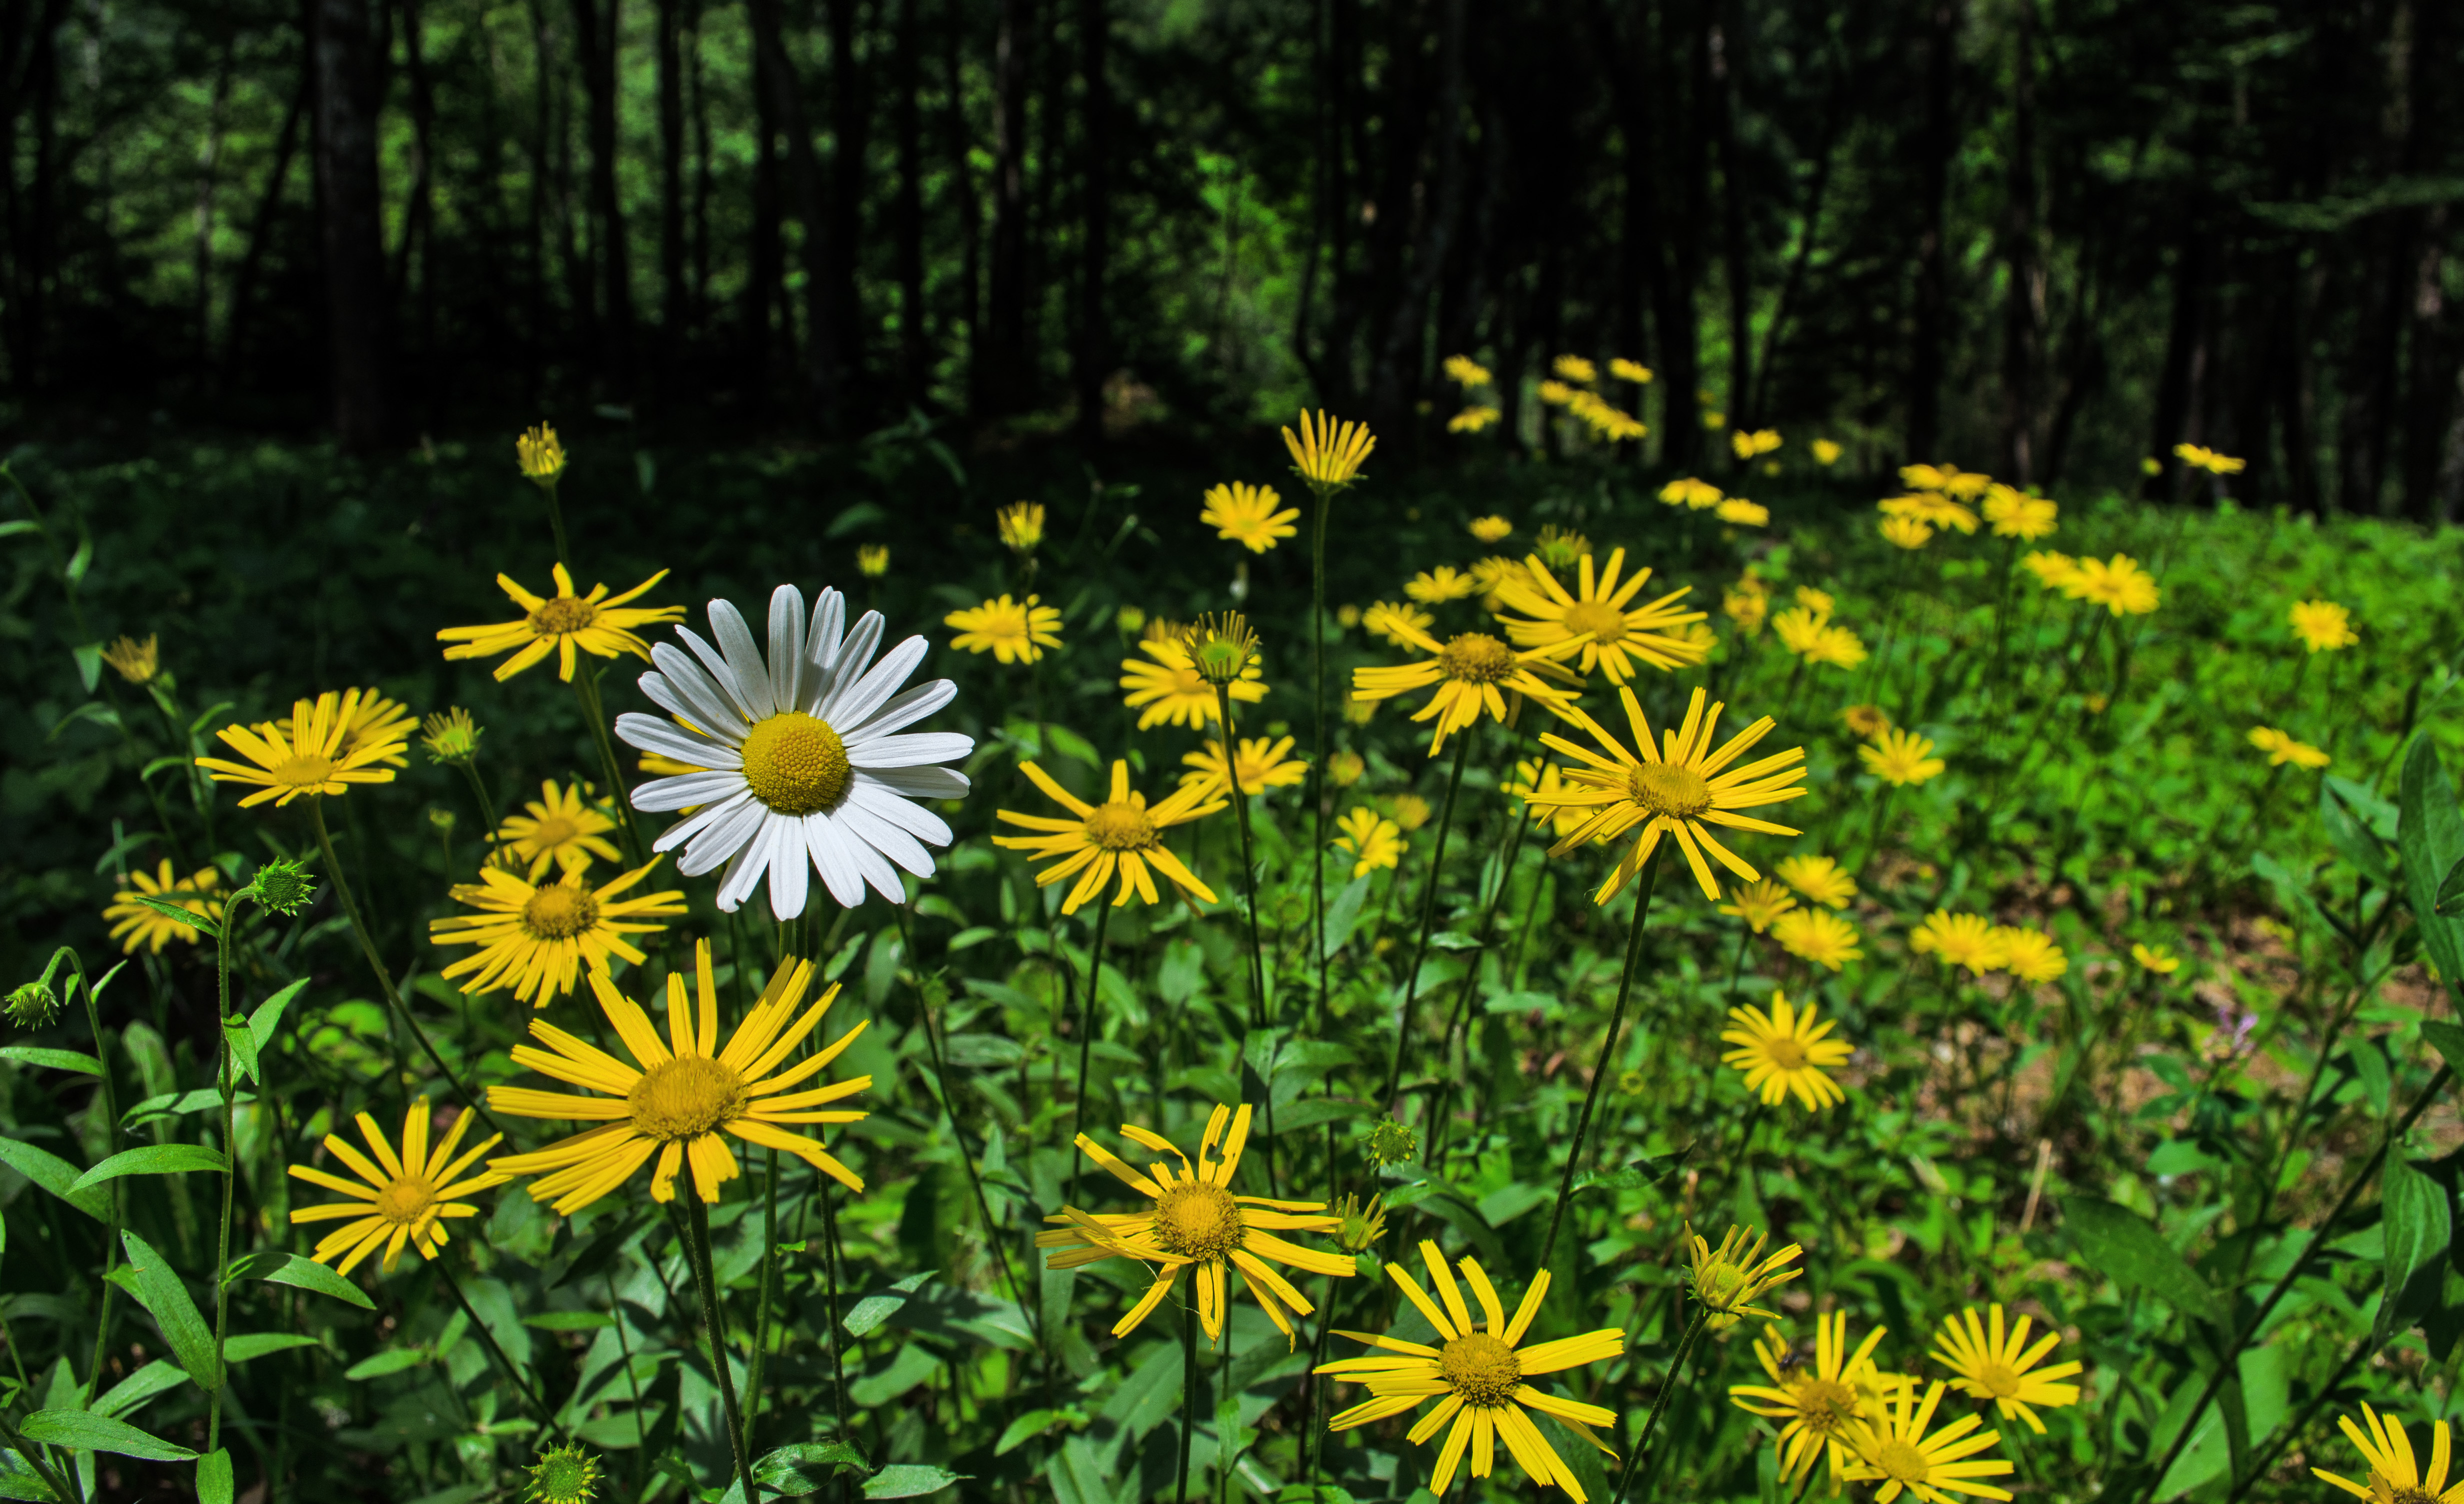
(1610, 358, 1654, 384)
(996, 501, 1046, 555)
(856, 544, 890, 577)
(1811, 438, 1843, 466)
(101, 634, 160, 686)
(1660, 476, 1724, 510)
(1442, 354, 1493, 388)
(1718, 498, 1770, 527)
(1982, 484, 2058, 540)
(1859, 728, 1944, 786)
(1404, 566, 1477, 604)
(1200, 482, 1300, 553)
(1552, 354, 1598, 384)
(1772, 909, 1862, 972)
(517, 423, 566, 484)
(2287, 598, 2358, 654)
(2248, 726, 2329, 770)
(1333, 806, 1404, 878)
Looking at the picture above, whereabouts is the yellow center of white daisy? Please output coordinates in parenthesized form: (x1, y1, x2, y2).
(628, 1056, 748, 1141)
(1628, 761, 1712, 816)
(1150, 1181, 1244, 1260)
(1436, 632, 1516, 683)
(521, 883, 599, 940)
(376, 1176, 436, 1224)
(1562, 600, 1628, 644)
(1874, 1440, 1930, 1485)
(1084, 802, 1158, 852)
(270, 753, 338, 788)
(1794, 1376, 1858, 1430)
(1760, 1035, 1808, 1070)
(1438, 1331, 1521, 1408)
(530, 596, 598, 635)
(739, 712, 852, 816)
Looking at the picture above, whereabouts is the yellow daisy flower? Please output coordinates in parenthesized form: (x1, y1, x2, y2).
(1536, 686, 1808, 902)
(288, 1098, 507, 1276)
(1776, 854, 1858, 908)
(516, 423, 565, 482)
(1200, 482, 1300, 553)
(2064, 554, 2160, 616)
(1444, 354, 1494, 388)
(1718, 880, 1798, 934)
(1808, 625, 1868, 668)
(1931, 1305, 2084, 1434)
(1468, 557, 1534, 611)
(2314, 1406, 2462, 1504)
(1773, 606, 1856, 668)
(1980, 485, 2057, 540)
(994, 759, 1220, 912)
(1722, 992, 1852, 1109)
(1994, 926, 2067, 984)
(1812, 438, 1843, 464)
(1730, 1312, 1896, 1490)
(2131, 942, 2182, 975)
(2249, 726, 2330, 769)
(996, 500, 1046, 554)
(1724, 580, 1770, 634)
(2288, 598, 2358, 654)
(1390, 793, 1433, 832)
(1718, 497, 1770, 526)
(271, 688, 417, 770)
(1688, 1222, 1804, 1328)
(196, 690, 410, 807)
(1405, 565, 1478, 604)
(1732, 428, 1783, 458)
(2174, 442, 2246, 476)
(1860, 728, 1946, 786)
(2020, 550, 2080, 590)
(1842, 704, 1892, 740)
(1284, 410, 1376, 489)
(1362, 600, 1438, 646)
(1180, 736, 1308, 798)
(429, 860, 686, 1006)
(498, 779, 623, 879)
(1772, 908, 1863, 972)
(1880, 514, 1936, 550)
(104, 860, 225, 954)
(1552, 354, 1598, 384)
(1611, 357, 1652, 384)
(1879, 492, 1980, 534)
(1492, 547, 1709, 684)
(1352, 620, 1580, 758)
(1910, 911, 2004, 976)
(1334, 806, 1406, 878)
(1660, 476, 1724, 510)
(489, 942, 870, 1211)
(1318, 1240, 1622, 1500)
(1448, 406, 1502, 434)
(1842, 1380, 2015, 1504)
(436, 564, 683, 682)
(1119, 636, 1266, 730)
(1469, 515, 1513, 542)
(1538, 380, 1578, 407)
(946, 593, 1064, 664)
(1506, 759, 1590, 840)
(1038, 1103, 1350, 1344)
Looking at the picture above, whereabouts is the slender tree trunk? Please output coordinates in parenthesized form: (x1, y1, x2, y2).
(980, 0, 1030, 416)
(570, 0, 632, 382)
(1906, 0, 1958, 462)
(222, 52, 308, 380)
(942, 0, 980, 378)
(1661, 0, 1708, 468)
(192, 43, 236, 380)
(1710, 4, 1751, 431)
(744, 10, 782, 388)
(825, 0, 868, 430)
(527, 0, 554, 386)
(748, 0, 831, 420)
(1999, 0, 2042, 483)
(656, 0, 688, 358)
(313, 0, 392, 448)
(4, 0, 70, 391)
(1073, 0, 1112, 448)
(1370, 0, 1466, 434)
(892, 0, 928, 402)
(394, 0, 438, 425)
(688, 0, 712, 328)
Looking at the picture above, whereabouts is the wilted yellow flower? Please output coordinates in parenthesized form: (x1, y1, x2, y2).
(946, 594, 1064, 664)
(1980, 485, 2058, 540)
(996, 501, 1046, 554)
(1443, 354, 1493, 388)
(1200, 482, 1300, 553)
(1448, 405, 1501, 434)
(100, 634, 161, 686)
(1332, 1192, 1389, 1253)
(2174, 442, 2246, 476)
(1811, 438, 1844, 466)
(1552, 354, 1598, 384)
(856, 544, 890, 577)
(1610, 358, 1654, 384)
(1772, 908, 1862, 972)
(2248, 726, 2330, 770)
(1880, 514, 1934, 550)
(516, 423, 566, 484)
(1284, 410, 1376, 489)
(1859, 728, 1945, 786)
(1686, 1222, 1803, 1329)
(1404, 566, 1478, 604)
(1717, 498, 1770, 527)
(1660, 476, 1724, 510)
(2288, 598, 2358, 654)
(1332, 807, 1405, 878)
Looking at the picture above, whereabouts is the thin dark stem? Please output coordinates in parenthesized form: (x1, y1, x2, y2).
(573, 669, 648, 866)
(435, 1258, 567, 1442)
(686, 1194, 761, 1504)
(746, 1146, 780, 1452)
(453, 758, 503, 860)
(604, 1262, 648, 1496)
(206, 892, 253, 1454)
(1310, 486, 1332, 1038)
(898, 902, 1029, 1309)
(1610, 1304, 1710, 1504)
(1536, 844, 1667, 1274)
(70, 956, 124, 1398)
(538, 478, 572, 570)
(1212, 684, 1271, 1034)
(1426, 794, 1536, 1164)
(820, 1180, 854, 1443)
(1068, 898, 1118, 1186)
(1380, 730, 1474, 1108)
(1176, 1294, 1198, 1504)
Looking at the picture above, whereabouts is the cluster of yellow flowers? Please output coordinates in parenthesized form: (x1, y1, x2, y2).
(1910, 910, 2068, 983)
(1772, 586, 1870, 670)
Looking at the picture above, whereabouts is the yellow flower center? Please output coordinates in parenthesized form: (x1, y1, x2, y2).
(270, 754, 338, 788)
(1760, 1034, 1809, 1070)
(1874, 1440, 1930, 1485)
(628, 1055, 748, 1142)
(1151, 1181, 1244, 1260)
(1562, 600, 1628, 644)
(1795, 1376, 1858, 1430)
(1970, 1360, 2022, 1398)
(1084, 801, 1158, 852)
(1628, 761, 1712, 816)
(738, 712, 852, 816)
(1698, 1262, 1749, 1308)
(1436, 632, 1516, 684)
(530, 596, 598, 636)
(527, 814, 579, 850)
(2382, 1484, 2439, 1504)
(521, 882, 599, 940)
(1438, 1332, 1522, 1408)
(376, 1176, 436, 1225)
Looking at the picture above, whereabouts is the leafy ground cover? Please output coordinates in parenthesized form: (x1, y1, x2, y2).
(4, 413, 2464, 1504)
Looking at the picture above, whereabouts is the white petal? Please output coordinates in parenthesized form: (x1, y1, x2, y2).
(631, 770, 750, 812)
(668, 794, 766, 872)
(674, 626, 765, 725)
(714, 828, 774, 912)
(768, 586, 808, 718)
(804, 589, 848, 678)
(848, 732, 974, 769)
(837, 798, 936, 876)
(804, 814, 869, 909)
(709, 598, 778, 720)
(826, 636, 928, 732)
(840, 678, 956, 744)
(766, 818, 810, 920)
(616, 714, 744, 770)
(858, 765, 971, 800)
(638, 663, 750, 744)
(848, 780, 954, 847)
(815, 614, 886, 718)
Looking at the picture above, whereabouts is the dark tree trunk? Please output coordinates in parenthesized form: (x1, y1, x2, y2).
(393, 0, 437, 424)
(2146, 214, 2210, 500)
(312, 0, 392, 449)
(222, 49, 308, 380)
(1661, 0, 1708, 469)
(1072, 0, 1110, 448)
(688, 0, 712, 328)
(748, 0, 833, 422)
(892, 0, 928, 402)
(570, 0, 632, 382)
(1998, 0, 2041, 483)
(526, 0, 554, 387)
(744, 9, 782, 388)
(1906, 0, 1958, 463)
(824, 0, 867, 426)
(2, 0, 70, 390)
(656, 0, 688, 356)
(980, 0, 1030, 416)
(1370, 0, 1466, 434)
(1710, 4, 1751, 434)
(942, 0, 979, 377)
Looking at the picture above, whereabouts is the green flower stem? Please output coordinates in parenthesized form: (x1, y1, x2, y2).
(1536, 842, 1668, 1274)
(1067, 898, 1118, 1189)
(1378, 730, 1473, 1110)
(1174, 1295, 1198, 1504)
(2134, 1061, 2454, 1504)
(63, 952, 125, 1398)
(818, 1179, 854, 1446)
(451, 758, 503, 860)
(572, 668, 648, 868)
(308, 798, 500, 1134)
(536, 477, 572, 571)
(744, 1146, 780, 1455)
(1608, 1302, 1712, 1504)
(0, 1417, 78, 1504)
(684, 1194, 761, 1504)
(1210, 679, 1280, 1196)
(434, 1257, 565, 1442)
(896, 902, 1029, 1310)
(206, 888, 253, 1455)
(604, 1262, 650, 1496)
(1424, 792, 1536, 1166)
(1308, 485, 1333, 1037)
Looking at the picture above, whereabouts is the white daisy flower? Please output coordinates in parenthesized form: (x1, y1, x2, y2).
(614, 584, 974, 918)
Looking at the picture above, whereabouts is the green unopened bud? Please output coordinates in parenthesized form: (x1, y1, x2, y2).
(524, 1442, 601, 1504)
(1334, 1192, 1389, 1254)
(422, 708, 483, 764)
(1364, 1118, 1418, 1170)
(1182, 612, 1260, 688)
(5, 982, 60, 1030)
(247, 858, 317, 916)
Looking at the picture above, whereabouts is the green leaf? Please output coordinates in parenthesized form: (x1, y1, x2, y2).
(2322, 780, 2394, 887)
(2400, 738, 2464, 986)
(63, 536, 92, 585)
(247, 979, 308, 1058)
(122, 1088, 254, 1128)
(69, 643, 103, 694)
(0, 1137, 111, 1221)
(1324, 874, 1374, 957)
(756, 1442, 868, 1496)
(0, 1048, 102, 1076)
(2380, 1154, 2452, 1342)
(2424, 1022, 2464, 1082)
(93, 1360, 190, 1418)
(863, 1465, 968, 1499)
(2060, 1196, 2220, 1322)
(237, 1251, 375, 1310)
(993, 1409, 1062, 1456)
(196, 1450, 234, 1504)
(2442, 854, 2464, 917)
(18, 1408, 197, 1462)
(68, 1144, 226, 1194)
(1044, 724, 1100, 768)
(222, 1020, 259, 1086)
(342, 1348, 428, 1382)
(125, 894, 218, 938)
(844, 1272, 935, 1338)
(521, 1312, 616, 1332)
(222, 1333, 318, 1363)
(112, 1230, 220, 1388)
